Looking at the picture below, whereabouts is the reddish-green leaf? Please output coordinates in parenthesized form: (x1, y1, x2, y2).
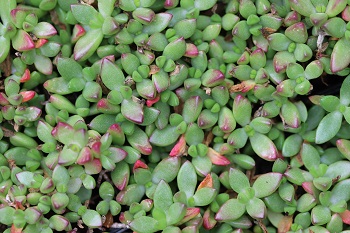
(249, 132, 278, 161)
(330, 38, 350, 73)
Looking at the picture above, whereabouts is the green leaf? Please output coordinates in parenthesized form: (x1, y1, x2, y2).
(149, 125, 180, 146)
(166, 202, 186, 226)
(153, 180, 173, 211)
(143, 13, 172, 35)
(246, 197, 266, 219)
(249, 117, 272, 134)
(249, 132, 278, 161)
(0, 206, 15, 225)
(177, 161, 197, 198)
(282, 134, 303, 157)
(340, 74, 350, 105)
(311, 205, 331, 225)
(97, 0, 116, 17)
(300, 143, 320, 171)
(0, 0, 16, 25)
(215, 198, 246, 221)
(288, 0, 316, 16)
(74, 29, 103, 61)
(116, 184, 146, 205)
(129, 216, 159, 233)
(330, 38, 350, 73)
(100, 58, 125, 91)
(326, 0, 348, 17)
(329, 179, 350, 205)
(194, 0, 217, 11)
(229, 168, 250, 193)
(126, 126, 152, 155)
(88, 114, 116, 133)
(192, 187, 217, 206)
(192, 155, 212, 177)
(152, 157, 180, 184)
(296, 193, 317, 212)
(343, 107, 350, 125)
(82, 210, 102, 228)
(315, 111, 342, 144)
(0, 36, 10, 63)
(44, 77, 71, 95)
(325, 161, 350, 181)
(280, 100, 301, 128)
(57, 57, 83, 80)
(320, 96, 340, 112)
(252, 172, 282, 198)
(71, 4, 102, 26)
(37, 120, 55, 143)
(17, 171, 40, 188)
(182, 96, 203, 123)
(140, 107, 160, 126)
(121, 98, 144, 124)
(111, 161, 129, 190)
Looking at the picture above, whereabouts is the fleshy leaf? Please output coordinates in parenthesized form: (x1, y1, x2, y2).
(149, 125, 180, 146)
(121, 98, 144, 124)
(100, 57, 125, 91)
(340, 74, 350, 105)
(152, 157, 180, 184)
(320, 96, 340, 112)
(71, 4, 103, 26)
(142, 13, 172, 35)
(154, 180, 173, 210)
(88, 114, 116, 133)
(324, 161, 350, 181)
(129, 216, 159, 233)
(252, 172, 282, 198)
(57, 57, 83, 80)
(194, 0, 216, 10)
(111, 161, 129, 190)
(325, 0, 347, 17)
(126, 126, 152, 155)
(12, 29, 35, 51)
(215, 199, 246, 221)
(0, 36, 10, 63)
(246, 197, 266, 219)
(192, 187, 216, 206)
(300, 143, 320, 171)
(315, 111, 342, 144)
(0, 206, 15, 225)
(330, 38, 350, 73)
(166, 202, 186, 226)
(249, 132, 278, 161)
(74, 29, 103, 61)
(177, 161, 197, 198)
(288, 0, 316, 16)
(280, 100, 301, 128)
(229, 167, 250, 193)
(81, 210, 102, 228)
(311, 205, 331, 225)
(329, 179, 350, 205)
